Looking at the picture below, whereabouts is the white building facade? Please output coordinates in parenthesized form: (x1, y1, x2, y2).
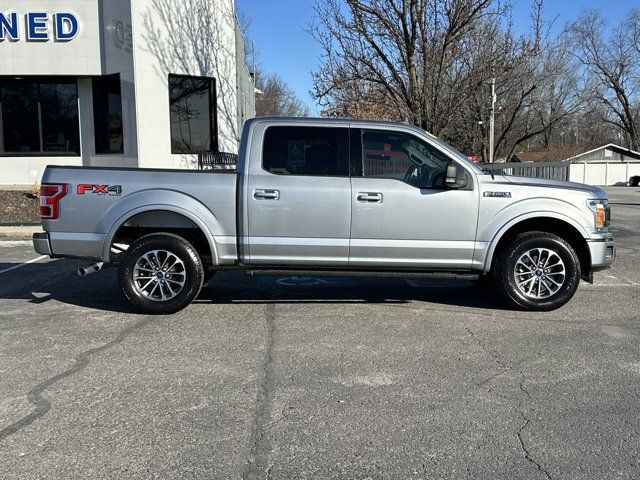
(0, 0, 254, 185)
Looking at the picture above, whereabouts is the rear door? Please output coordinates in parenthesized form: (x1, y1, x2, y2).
(245, 123, 352, 266)
(349, 127, 479, 269)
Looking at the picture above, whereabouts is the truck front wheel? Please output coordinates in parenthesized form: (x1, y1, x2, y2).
(118, 233, 204, 314)
(494, 232, 581, 311)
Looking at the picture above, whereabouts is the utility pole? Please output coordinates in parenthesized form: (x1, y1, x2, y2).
(489, 77, 496, 163)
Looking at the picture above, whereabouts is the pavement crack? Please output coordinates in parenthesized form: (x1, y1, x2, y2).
(517, 374, 551, 478)
(517, 411, 552, 480)
(465, 328, 551, 479)
(0, 315, 154, 443)
(519, 373, 532, 400)
(465, 327, 505, 365)
(243, 303, 277, 480)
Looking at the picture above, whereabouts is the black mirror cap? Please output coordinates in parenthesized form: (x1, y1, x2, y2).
(445, 162, 469, 189)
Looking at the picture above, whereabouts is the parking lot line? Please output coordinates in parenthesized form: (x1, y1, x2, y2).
(0, 256, 48, 275)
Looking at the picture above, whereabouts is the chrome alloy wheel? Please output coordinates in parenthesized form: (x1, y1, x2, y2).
(514, 248, 566, 299)
(132, 250, 186, 302)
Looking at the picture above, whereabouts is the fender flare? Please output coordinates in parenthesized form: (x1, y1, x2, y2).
(99, 190, 223, 264)
(482, 211, 590, 272)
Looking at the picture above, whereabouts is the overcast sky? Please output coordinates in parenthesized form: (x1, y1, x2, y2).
(237, 0, 639, 114)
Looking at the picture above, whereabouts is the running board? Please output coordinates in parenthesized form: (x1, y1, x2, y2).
(245, 269, 480, 280)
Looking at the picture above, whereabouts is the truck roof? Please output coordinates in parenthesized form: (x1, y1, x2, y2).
(247, 116, 428, 135)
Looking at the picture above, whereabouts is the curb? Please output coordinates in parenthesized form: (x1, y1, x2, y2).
(0, 223, 40, 227)
(0, 226, 42, 240)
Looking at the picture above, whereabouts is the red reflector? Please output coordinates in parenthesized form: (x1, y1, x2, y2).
(39, 183, 68, 220)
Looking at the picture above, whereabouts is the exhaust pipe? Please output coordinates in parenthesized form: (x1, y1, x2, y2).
(78, 262, 104, 277)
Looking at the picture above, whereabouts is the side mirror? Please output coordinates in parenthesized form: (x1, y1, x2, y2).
(445, 162, 469, 189)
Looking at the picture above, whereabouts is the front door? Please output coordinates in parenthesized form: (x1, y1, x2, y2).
(246, 124, 352, 266)
(349, 128, 479, 269)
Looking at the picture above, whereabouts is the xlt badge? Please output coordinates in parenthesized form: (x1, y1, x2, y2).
(484, 191, 512, 198)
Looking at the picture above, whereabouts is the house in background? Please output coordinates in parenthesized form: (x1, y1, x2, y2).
(488, 143, 640, 186)
(565, 144, 640, 163)
(567, 144, 640, 186)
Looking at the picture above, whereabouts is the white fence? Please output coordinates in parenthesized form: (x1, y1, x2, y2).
(486, 161, 640, 186)
(569, 162, 640, 186)
(483, 162, 570, 181)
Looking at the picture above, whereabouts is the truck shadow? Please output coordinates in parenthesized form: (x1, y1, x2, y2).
(0, 260, 137, 314)
(196, 271, 510, 311)
(0, 262, 509, 313)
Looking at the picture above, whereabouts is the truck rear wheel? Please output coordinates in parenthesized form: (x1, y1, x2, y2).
(494, 232, 581, 311)
(118, 233, 204, 314)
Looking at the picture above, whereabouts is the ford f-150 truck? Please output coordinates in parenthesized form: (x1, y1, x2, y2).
(33, 118, 615, 314)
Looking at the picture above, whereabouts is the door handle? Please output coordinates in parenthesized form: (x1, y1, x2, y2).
(254, 189, 280, 200)
(357, 192, 383, 203)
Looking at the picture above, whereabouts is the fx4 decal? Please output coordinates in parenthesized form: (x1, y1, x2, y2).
(77, 184, 123, 196)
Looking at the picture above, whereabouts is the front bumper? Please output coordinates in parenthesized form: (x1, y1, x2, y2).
(33, 232, 53, 256)
(587, 232, 615, 270)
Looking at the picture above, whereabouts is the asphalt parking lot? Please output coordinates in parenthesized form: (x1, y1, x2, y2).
(0, 187, 638, 479)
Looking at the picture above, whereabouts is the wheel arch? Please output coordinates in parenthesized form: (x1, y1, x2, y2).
(484, 214, 591, 274)
(102, 206, 220, 266)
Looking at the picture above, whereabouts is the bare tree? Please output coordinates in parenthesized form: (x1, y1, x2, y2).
(310, 0, 498, 133)
(566, 10, 640, 150)
(311, 0, 600, 160)
(256, 73, 310, 117)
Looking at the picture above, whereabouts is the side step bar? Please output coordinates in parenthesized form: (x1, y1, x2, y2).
(246, 269, 480, 280)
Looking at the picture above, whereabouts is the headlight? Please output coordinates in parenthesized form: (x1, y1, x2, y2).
(587, 199, 610, 229)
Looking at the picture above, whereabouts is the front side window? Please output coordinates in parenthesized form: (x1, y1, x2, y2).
(361, 130, 450, 189)
(262, 126, 349, 176)
(169, 75, 217, 154)
(93, 74, 124, 154)
(0, 77, 80, 155)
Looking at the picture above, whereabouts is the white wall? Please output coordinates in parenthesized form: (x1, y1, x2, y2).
(86, 0, 138, 168)
(130, 0, 240, 169)
(0, 0, 102, 75)
(570, 162, 640, 186)
(0, 156, 81, 185)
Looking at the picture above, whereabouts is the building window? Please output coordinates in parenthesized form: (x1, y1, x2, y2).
(0, 77, 80, 156)
(168, 74, 217, 154)
(93, 74, 124, 154)
(262, 126, 349, 176)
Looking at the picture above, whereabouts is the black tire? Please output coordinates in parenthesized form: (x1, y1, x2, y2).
(118, 233, 204, 314)
(494, 232, 581, 311)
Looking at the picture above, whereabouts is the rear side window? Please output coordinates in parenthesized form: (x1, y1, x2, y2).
(262, 126, 349, 176)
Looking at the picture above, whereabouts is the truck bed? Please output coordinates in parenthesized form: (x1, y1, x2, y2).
(40, 166, 238, 263)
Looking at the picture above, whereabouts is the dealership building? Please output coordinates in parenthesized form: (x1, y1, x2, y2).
(0, 0, 255, 185)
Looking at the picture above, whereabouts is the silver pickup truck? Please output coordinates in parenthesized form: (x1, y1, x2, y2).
(33, 117, 615, 314)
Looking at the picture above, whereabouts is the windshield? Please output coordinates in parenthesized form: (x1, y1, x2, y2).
(423, 131, 485, 173)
